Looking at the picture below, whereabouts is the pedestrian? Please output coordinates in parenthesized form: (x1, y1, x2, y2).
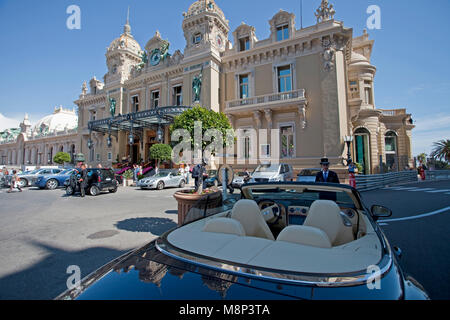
(348, 159, 357, 188)
(133, 164, 139, 183)
(79, 164, 88, 198)
(97, 163, 102, 168)
(315, 158, 340, 184)
(8, 170, 22, 193)
(185, 163, 190, 184)
(418, 160, 427, 181)
(139, 163, 143, 177)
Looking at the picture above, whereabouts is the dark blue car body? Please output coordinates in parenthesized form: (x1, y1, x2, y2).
(35, 169, 76, 189)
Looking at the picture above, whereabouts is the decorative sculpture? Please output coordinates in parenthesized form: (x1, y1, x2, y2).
(192, 66, 203, 103)
(315, 0, 336, 23)
(109, 98, 117, 118)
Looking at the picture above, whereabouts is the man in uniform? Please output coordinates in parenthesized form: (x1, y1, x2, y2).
(79, 164, 88, 198)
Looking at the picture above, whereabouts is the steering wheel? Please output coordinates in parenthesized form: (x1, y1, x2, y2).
(258, 200, 283, 225)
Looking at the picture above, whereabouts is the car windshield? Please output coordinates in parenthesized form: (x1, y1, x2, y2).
(59, 169, 72, 175)
(154, 172, 170, 178)
(299, 169, 320, 176)
(248, 186, 355, 206)
(254, 164, 279, 173)
(27, 169, 41, 175)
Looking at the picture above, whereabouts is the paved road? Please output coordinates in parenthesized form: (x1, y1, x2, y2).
(361, 180, 450, 300)
(0, 185, 182, 300)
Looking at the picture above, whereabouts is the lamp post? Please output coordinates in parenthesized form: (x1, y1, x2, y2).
(107, 135, 112, 148)
(128, 131, 134, 164)
(157, 125, 163, 143)
(344, 135, 354, 166)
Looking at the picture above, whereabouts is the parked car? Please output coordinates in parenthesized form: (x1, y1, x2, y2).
(65, 168, 118, 196)
(249, 163, 294, 183)
(297, 168, 321, 182)
(35, 169, 77, 190)
(6, 168, 63, 188)
(137, 170, 185, 190)
(231, 171, 251, 189)
(56, 182, 429, 300)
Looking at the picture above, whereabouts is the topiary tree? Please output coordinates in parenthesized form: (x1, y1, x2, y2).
(170, 105, 233, 159)
(53, 152, 71, 166)
(150, 144, 173, 170)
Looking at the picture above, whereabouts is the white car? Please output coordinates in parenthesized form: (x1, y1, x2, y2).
(249, 163, 294, 183)
(137, 170, 186, 190)
(297, 168, 321, 182)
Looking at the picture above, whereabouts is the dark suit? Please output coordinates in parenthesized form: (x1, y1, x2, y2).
(315, 170, 340, 184)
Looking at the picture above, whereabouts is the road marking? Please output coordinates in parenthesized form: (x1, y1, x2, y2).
(425, 189, 450, 193)
(407, 188, 435, 192)
(390, 187, 420, 191)
(379, 206, 450, 223)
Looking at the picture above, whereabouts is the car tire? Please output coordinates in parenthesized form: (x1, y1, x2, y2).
(179, 180, 186, 188)
(90, 185, 100, 196)
(66, 186, 74, 196)
(157, 181, 164, 190)
(18, 179, 27, 188)
(46, 179, 58, 190)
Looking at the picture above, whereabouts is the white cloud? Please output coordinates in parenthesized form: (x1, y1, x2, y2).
(412, 113, 450, 156)
(0, 113, 22, 131)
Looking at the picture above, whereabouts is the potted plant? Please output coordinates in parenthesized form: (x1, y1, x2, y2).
(122, 169, 134, 187)
(170, 106, 233, 225)
(173, 187, 222, 226)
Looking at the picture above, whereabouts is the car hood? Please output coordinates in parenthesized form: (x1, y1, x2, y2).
(251, 172, 277, 179)
(56, 240, 409, 300)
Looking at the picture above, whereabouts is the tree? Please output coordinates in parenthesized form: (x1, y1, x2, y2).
(431, 139, 450, 163)
(150, 144, 173, 169)
(53, 152, 71, 165)
(170, 105, 233, 154)
(417, 153, 427, 164)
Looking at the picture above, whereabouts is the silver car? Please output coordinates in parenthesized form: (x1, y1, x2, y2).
(297, 168, 321, 182)
(249, 163, 294, 183)
(6, 168, 62, 188)
(137, 170, 186, 190)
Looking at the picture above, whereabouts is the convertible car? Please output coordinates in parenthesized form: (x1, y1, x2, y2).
(57, 182, 428, 300)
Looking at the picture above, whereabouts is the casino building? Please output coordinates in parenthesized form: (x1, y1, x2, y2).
(1, 0, 415, 174)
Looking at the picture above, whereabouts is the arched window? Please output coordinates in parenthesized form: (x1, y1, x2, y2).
(354, 128, 371, 175)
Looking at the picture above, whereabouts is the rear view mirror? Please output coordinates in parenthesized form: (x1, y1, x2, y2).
(371, 205, 392, 219)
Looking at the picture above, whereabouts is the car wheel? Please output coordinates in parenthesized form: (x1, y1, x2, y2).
(179, 180, 186, 188)
(46, 179, 58, 190)
(157, 181, 164, 190)
(18, 179, 27, 188)
(66, 186, 74, 196)
(90, 185, 100, 196)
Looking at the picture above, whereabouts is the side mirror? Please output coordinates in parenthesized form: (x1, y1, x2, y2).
(371, 205, 392, 220)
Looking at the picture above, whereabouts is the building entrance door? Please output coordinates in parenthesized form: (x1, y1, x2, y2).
(355, 131, 370, 175)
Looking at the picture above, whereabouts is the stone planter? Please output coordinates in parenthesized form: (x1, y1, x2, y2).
(173, 190, 222, 226)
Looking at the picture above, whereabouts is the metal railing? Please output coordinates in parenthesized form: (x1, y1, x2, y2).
(425, 170, 450, 181)
(226, 89, 306, 109)
(355, 171, 418, 192)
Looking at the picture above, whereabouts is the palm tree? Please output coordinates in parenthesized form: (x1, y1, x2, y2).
(431, 139, 450, 162)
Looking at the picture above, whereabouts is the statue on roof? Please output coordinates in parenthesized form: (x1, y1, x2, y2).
(315, 0, 336, 23)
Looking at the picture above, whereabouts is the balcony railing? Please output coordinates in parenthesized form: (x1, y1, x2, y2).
(226, 89, 306, 109)
(379, 109, 407, 117)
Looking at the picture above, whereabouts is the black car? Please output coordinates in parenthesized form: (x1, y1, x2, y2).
(57, 182, 429, 300)
(65, 168, 118, 196)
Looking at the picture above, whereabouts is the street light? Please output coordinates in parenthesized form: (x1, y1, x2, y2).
(107, 135, 112, 148)
(344, 135, 354, 166)
(128, 133, 134, 146)
(87, 138, 93, 150)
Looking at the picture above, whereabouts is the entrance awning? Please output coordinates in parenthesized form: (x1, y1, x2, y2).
(88, 106, 191, 134)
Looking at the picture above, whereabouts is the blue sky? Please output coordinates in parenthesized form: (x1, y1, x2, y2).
(0, 0, 449, 156)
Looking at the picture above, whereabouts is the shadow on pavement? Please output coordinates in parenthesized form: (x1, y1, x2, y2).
(114, 217, 177, 236)
(0, 241, 128, 300)
(165, 210, 178, 215)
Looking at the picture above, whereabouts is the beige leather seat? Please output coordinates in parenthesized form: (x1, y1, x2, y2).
(231, 200, 275, 240)
(303, 200, 346, 246)
(202, 218, 246, 236)
(276, 225, 331, 248)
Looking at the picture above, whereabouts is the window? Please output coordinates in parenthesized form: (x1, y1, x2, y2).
(239, 75, 249, 99)
(280, 125, 295, 158)
(96, 153, 100, 161)
(239, 37, 250, 52)
(364, 87, 373, 105)
(131, 95, 139, 112)
(277, 66, 292, 93)
(108, 152, 112, 161)
(173, 86, 183, 106)
(276, 25, 289, 41)
(193, 33, 202, 44)
(349, 80, 359, 99)
(244, 136, 251, 159)
(261, 144, 270, 158)
(90, 112, 96, 121)
(151, 90, 160, 108)
(385, 132, 398, 171)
